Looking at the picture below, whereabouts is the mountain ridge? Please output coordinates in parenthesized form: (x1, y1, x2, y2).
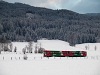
(0, 1, 100, 45)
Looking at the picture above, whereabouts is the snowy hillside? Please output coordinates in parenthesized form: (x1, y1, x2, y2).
(0, 40, 100, 75)
(38, 40, 84, 51)
(76, 43, 100, 51)
(12, 40, 86, 52)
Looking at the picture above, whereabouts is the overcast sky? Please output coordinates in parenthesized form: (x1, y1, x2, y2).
(3, 0, 100, 14)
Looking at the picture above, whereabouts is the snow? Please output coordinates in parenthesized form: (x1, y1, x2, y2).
(76, 43, 100, 51)
(38, 40, 85, 51)
(0, 60, 100, 75)
(12, 42, 28, 52)
(0, 40, 100, 75)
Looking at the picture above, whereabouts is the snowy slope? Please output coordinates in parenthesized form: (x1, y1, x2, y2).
(0, 40, 100, 75)
(12, 42, 28, 52)
(37, 40, 85, 51)
(76, 43, 100, 51)
(76, 43, 100, 56)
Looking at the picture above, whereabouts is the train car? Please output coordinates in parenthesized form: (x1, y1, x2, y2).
(44, 50, 87, 57)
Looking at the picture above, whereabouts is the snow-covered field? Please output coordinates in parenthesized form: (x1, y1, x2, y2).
(0, 40, 100, 75)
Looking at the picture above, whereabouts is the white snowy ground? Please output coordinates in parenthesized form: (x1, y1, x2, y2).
(0, 40, 100, 75)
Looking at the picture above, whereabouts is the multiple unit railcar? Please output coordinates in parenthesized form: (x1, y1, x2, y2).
(44, 50, 87, 57)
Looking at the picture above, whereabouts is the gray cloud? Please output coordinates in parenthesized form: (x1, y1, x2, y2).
(3, 0, 100, 13)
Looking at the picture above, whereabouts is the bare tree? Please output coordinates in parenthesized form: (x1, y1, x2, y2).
(9, 43, 13, 52)
(34, 44, 38, 53)
(94, 46, 97, 51)
(22, 48, 26, 54)
(85, 46, 88, 50)
(38, 48, 44, 54)
(28, 41, 33, 53)
(14, 46, 17, 52)
(25, 45, 28, 53)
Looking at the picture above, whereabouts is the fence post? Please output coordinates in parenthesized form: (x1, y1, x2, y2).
(41, 56, 42, 59)
(91, 56, 95, 59)
(34, 57, 35, 59)
(3, 56, 4, 60)
(11, 57, 12, 60)
(84, 56, 88, 59)
(19, 57, 20, 60)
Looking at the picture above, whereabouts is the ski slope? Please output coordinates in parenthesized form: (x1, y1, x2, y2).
(0, 40, 100, 75)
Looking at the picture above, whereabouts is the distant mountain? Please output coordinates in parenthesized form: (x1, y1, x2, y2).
(0, 1, 100, 45)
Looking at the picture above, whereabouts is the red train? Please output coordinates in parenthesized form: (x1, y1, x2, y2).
(44, 50, 87, 57)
